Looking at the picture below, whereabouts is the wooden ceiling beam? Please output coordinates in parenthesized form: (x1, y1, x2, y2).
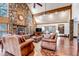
(33, 5, 72, 17)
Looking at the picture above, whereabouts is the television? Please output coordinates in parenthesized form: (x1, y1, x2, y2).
(36, 28, 42, 32)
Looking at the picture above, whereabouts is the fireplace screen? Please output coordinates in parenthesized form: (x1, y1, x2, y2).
(16, 27, 25, 34)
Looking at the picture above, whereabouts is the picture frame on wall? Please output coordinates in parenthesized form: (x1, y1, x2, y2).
(58, 24, 64, 34)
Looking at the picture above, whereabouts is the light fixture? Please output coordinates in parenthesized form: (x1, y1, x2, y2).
(56, 30, 59, 34)
(42, 27, 45, 31)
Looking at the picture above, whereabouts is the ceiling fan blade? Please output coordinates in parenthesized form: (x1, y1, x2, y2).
(37, 3, 42, 7)
(33, 3, 36, 8)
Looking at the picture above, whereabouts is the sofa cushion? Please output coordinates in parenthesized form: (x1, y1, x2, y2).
(41, 41, 56, 50)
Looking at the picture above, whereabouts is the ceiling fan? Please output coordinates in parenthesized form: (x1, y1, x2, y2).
(33, 3, 42, 8)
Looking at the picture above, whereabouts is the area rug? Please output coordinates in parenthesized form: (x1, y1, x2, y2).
(41, 48, 58, 56)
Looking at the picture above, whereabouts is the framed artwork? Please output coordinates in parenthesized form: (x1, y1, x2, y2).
(58, 24, 64, 34)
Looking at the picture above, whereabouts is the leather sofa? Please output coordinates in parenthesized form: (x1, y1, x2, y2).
(41, 33, 57, 51)
(2, 34, 34, 56)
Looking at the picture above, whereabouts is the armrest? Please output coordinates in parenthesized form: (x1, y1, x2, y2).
(42, 39, 56, 43)
(20, 39, 34, 48)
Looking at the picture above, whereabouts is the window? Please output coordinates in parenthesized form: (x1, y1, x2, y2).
(0, 32, 7, 36)
(0, 24, 8, 37)
(44, 26, 56, 33)
(0, 3, 8, 17)
(49, 26, 56, 33)
(0, 3, 8, 37)
(0, 24, 7, 31)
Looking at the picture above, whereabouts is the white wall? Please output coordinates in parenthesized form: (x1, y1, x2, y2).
(64, 23, 69, 34)
(35, 10, 70, 24)
(37, 23, 69, 34)
(74, 21, 78, 36)
(72, 4, 79, 36)
(35, 4, 79, 36)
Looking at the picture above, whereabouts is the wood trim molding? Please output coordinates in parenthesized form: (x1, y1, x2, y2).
(33, 5, 72, 17)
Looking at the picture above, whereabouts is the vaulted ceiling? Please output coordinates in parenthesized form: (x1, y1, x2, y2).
(27, 3, 71, 24)
(0, 3, 71, 24)
(27, 3, 71, 14)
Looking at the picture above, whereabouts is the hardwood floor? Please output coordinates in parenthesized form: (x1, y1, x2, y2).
(57, 37, 78, 56)
(0, 37, 78, 56)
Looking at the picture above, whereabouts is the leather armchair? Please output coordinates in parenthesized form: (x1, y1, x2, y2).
(41, 33, 57, 51)
(32, 35, 43, 43)
(2, 35, 34, 56)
